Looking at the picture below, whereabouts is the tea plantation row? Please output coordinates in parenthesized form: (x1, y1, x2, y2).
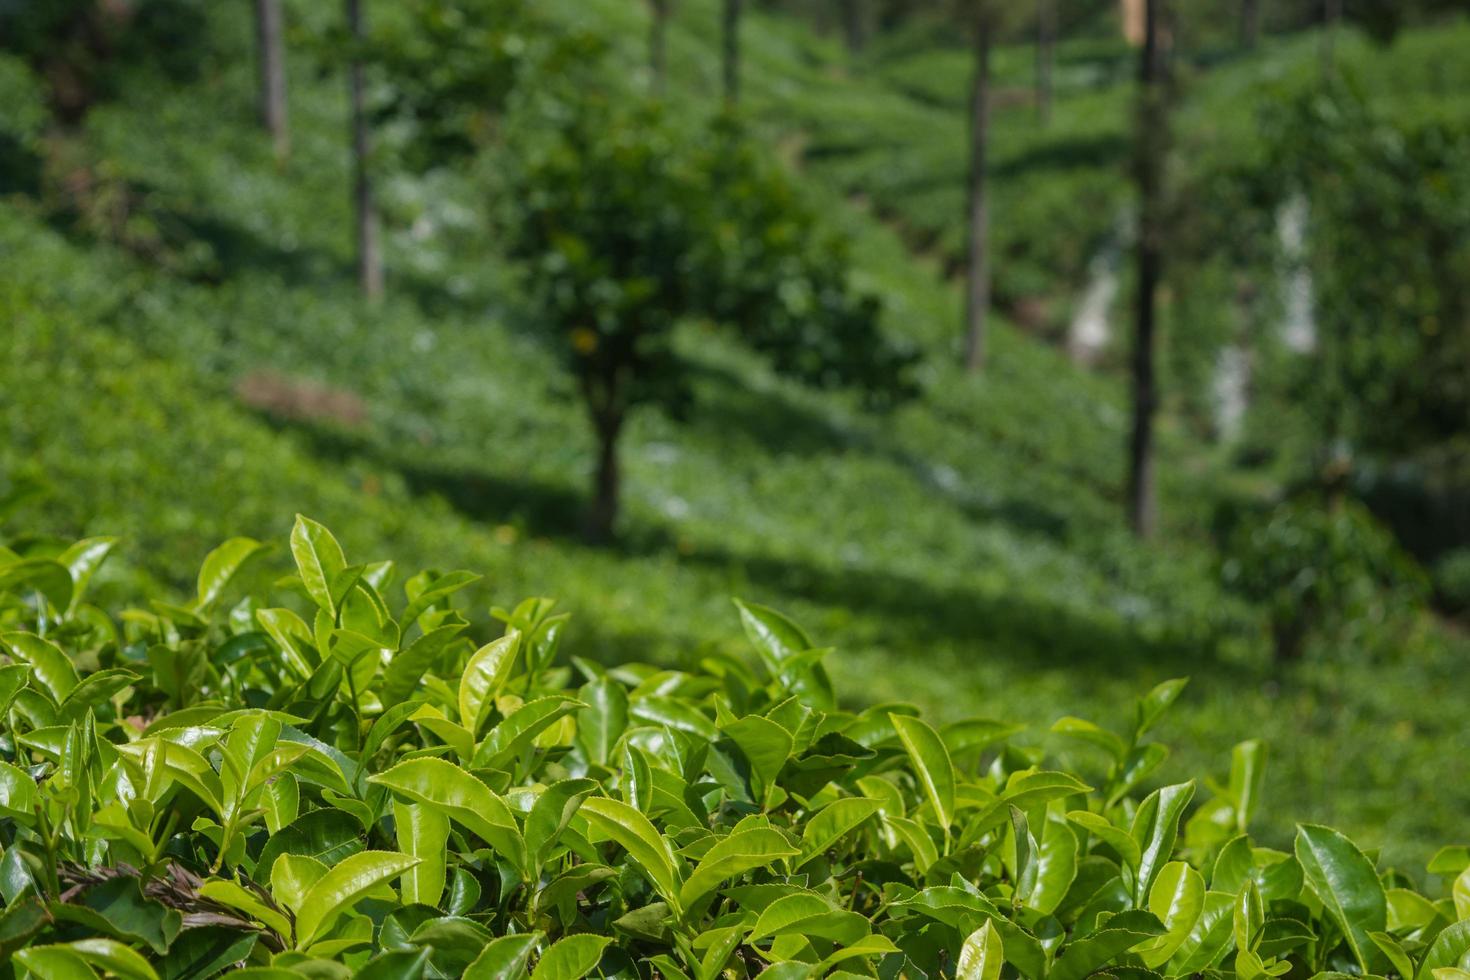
(0, 519, 1467, 979)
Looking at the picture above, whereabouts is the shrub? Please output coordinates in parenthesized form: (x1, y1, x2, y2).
(1432, 548, 1470, 617)
(0, 0, 210, 123)
(1220, 496, 1429, 663)
(1263, 80, 1470, 461)
(0, 516, 1464, 979)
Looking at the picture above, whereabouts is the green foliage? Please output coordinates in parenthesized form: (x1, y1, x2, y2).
(1432, 549, 1470, 616)
(505, 102, 914, 417)
(0, 0, 211, 122)
(0, 519, 1465, 979)
(1221, 497, 1429, 661)
(362, 0, 603, 173)
(1, 0, 1467, 868)
(502, 99, 915, 534)
(1264, 79, 1470, 459)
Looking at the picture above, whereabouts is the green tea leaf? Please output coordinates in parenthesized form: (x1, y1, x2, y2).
(15, 946, 101, 980)
(197, 880, 292, 938)
(1168, 891, 1238, 976)
(1139, 861, 1205, 968)
(798, 797, 882, 867)
(679, 827, 800, 910)
(256, 810, 364, 882)
(1132, 782, 1196, 905)
(733, 599, 834, 709)
(291, 515, 347, 615)
(368, 757, 526, 873)
(3, 631, 80, 702)
(890, 713, 956, 837)
(722, 713, 794, 808)
(576, 675, 628, 766)
(459, 632, 521, 735)
(580, 795, 683, 911)
(394, 801, 449, 908)
(1135, 679, 1189, 738)
(1418, 921, 1470, 980)
(532, 934, 611, 980)
(1228, 740, 1266, 834)
(195, 537, 264, 610)
(294, 850, 420, 948)
(355, 948, 432, 980)
(464, 934, 542, 980)
(272, 853, 328, 915)
(747, 892, 870, 946)
(525, 778, 598, 869)
(1049, 909, 1165, 980)
(530, 935, 612, 980)
(1295, 823, 1387, 974)
(1026, 815, 1080, 915)
(1068, 810, 1141, 871)
(957, 919, 1004, 980)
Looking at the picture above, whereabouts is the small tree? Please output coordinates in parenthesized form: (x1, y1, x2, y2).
(505, 107, 915, 541)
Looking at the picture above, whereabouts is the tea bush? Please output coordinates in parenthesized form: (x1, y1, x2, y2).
(1431, 549, 1470, 617)
(1220, 497, 1429, 663)
(1, 519, 1467, 980)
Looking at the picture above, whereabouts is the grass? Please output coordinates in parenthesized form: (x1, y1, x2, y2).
(2, 1, 1467, 870)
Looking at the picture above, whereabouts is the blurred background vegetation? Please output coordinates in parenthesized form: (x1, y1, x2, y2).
(2, 0, 1468, 869)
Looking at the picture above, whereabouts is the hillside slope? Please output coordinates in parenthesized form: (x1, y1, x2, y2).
(2, 1, 1466, 864)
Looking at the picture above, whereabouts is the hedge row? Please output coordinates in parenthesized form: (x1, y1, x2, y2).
(0, 517, 1465, 980)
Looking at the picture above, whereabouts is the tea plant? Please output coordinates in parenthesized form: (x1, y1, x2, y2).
(0, 518, 1465, 979)
(1221, 497, 1428, 663)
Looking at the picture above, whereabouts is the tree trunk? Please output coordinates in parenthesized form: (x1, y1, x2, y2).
(649, 0, 670, 96)
(840, 0, 865, 54)
(1121, 0, 1146, 46)
(254, 0, 289, 159)
(1320, 0, 1341, 73)
(346, 0, 382, 301)
(1271, 612, 1307, 664)
(962, 9, 992, 373)
(1240, 0, 1260, 50)
(722, 0, 742, 106)
(1128, 0, 1167, 538)
(1036, 0, 1055, 125)
(585, 412, 625, 544)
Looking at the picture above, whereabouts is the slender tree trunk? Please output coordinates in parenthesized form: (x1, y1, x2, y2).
(586, 412, 624, 544)
(1240, 0, 1260, 50)
(1320, 0, 1341, 73)
(840, 0, 865, 54)
(254, 0, 289, 159)
(963, 8, 992, 373)
(1128, 0, 1167, 538)
(1036, 0, 1055, 125)
(722, 0, 742, 106)
(346, 0, 382, 301)
(649, 0, 670, 96)
(1121, 0, 1146, 46)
